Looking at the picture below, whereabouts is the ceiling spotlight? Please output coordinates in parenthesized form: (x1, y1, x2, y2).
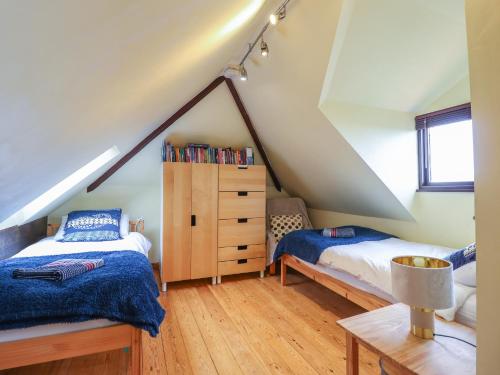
(269, 13, 278, 25)
(260, 39, 269, 57)
(239, 65, 248, 81)
(278, 6, 286, 20)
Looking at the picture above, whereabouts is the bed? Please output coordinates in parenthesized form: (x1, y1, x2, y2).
(0, 217, 163, 374)
(275, 229, 477, 327)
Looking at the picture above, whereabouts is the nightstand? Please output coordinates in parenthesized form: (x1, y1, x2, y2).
(337, 303, 476, 375)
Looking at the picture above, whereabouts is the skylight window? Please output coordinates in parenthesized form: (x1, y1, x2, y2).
(0, 146, 120, 229)
(416, 104, 474, 192)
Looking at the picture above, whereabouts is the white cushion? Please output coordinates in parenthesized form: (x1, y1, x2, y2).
(454, 261, 476, 287)
(120, 213, 130, 238)
(53, 215, 68, 241)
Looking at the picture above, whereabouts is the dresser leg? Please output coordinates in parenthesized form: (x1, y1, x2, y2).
(212, 276, 216, 285)
(161, 282, 167, 293)
(217, 275, 222, 284)
(260, 270, 265, 278)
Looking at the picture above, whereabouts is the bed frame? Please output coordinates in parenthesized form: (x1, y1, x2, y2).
(279, 254, 391, 312)
(0, 219, 147, 374)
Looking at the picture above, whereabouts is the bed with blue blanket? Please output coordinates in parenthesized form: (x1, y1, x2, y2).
(0, 216, 164, 373)
(274, 226, 476, 326)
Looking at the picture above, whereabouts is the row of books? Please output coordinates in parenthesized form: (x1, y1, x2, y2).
(162, 142, 254, 165)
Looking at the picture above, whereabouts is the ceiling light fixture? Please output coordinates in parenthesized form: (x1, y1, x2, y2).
(260, 38, 269, 57)
(239, 65, 248, 81)
(269, 14, 278, 25)
(228, 0, 291, 81)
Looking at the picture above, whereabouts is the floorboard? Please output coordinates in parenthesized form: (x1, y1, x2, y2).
(1, 272, 380, 375)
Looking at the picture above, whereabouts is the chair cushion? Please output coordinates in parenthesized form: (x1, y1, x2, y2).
(270, 214, 303, 242)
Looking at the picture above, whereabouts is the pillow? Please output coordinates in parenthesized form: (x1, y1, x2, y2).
(62, 209, 122, 242)
(270, 214, 303, 242)
(53, 215, 68, 241)
(453, 261, 476, 287)
(444, 243, 476, 270)
(120, 213, 130, 238)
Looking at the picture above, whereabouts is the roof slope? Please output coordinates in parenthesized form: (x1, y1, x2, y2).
(1, 0, 467, 225)
(0, 0, 273, 222)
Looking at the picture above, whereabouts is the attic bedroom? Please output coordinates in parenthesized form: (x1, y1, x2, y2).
(0, 0, 497, 374)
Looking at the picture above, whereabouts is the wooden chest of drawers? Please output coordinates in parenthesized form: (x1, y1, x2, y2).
(162, 163, 266, 290)
(217, 165, 266, 282)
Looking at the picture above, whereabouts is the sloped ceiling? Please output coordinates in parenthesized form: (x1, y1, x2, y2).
(322, 0, 469, 112)
(0, 0, 275, 222)
(2, 0, 465, 225)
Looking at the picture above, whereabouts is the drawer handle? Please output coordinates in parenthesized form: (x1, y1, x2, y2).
(191, 215, 196, 226)
(237, 218, 248, 223)
(237, 245, 248, 250)
(237, 165, 248, 170)
(237, 191, 248, 196)
(238, 259, 248, 264)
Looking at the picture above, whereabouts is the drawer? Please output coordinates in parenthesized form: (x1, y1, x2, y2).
(219, 165, 266, 192)
(218, 244, 266, 261)
(218, 218, 265, 247)
(218, 257, 266, 276)
(218, 191, 265, 219)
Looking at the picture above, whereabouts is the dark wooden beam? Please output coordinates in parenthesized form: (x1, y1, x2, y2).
(224, 78, 281, 191)
(87, 75, 281, 193)
(87, 76, 226, 192)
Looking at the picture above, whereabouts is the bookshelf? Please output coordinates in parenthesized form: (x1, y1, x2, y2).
(162, 141, 255, 165)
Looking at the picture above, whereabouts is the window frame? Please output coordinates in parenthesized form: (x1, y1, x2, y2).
(416, 103, 474, 192)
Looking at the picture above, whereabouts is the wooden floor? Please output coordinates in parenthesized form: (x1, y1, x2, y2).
(2, 272, 380, 375)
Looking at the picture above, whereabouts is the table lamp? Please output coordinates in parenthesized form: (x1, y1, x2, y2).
(391, 256, 454, 339)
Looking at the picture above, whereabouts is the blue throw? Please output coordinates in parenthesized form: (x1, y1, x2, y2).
(0, 251, 165, 336)
(274, 226, 395, 264)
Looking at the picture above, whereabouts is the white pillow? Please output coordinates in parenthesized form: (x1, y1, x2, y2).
(454, 261, 476, 287)
(54, 215, 68, 241)
(120, 213, 130, 238)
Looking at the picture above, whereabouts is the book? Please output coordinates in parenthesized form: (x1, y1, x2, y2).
(162, 141, 255, 165)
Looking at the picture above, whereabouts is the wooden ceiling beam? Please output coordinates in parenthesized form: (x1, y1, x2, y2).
(224, 78, 281, 191)
(87, 75, 281, 192)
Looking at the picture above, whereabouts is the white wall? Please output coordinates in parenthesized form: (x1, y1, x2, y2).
(50, 84, 286, 262)
(311, 77, 475, 249)
(465, 0, 500, 372)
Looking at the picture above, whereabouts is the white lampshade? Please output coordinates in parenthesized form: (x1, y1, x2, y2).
(391, 256, 454, 310)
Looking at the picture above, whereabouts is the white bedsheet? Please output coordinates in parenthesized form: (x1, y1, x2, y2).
(317, 237, 476, 321)
(13, 232, 151, 258)
(455, 293, 476, 328)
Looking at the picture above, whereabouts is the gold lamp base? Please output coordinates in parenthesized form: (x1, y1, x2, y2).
(410, 306, 435, 339)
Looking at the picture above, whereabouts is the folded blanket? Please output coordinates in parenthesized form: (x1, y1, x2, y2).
(322, 227, 355, 238)
(1, 251, 165, 336)
(13, 258, 104, 281)
(274, 226, 395, 264)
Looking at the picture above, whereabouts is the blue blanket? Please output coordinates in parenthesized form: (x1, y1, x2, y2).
(0, 251, 165, 336)
(274, 226, 395, 264)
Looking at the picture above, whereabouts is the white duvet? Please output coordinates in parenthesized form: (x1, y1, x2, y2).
(13, 232, 151, 258)
(317, 237, 476, 321)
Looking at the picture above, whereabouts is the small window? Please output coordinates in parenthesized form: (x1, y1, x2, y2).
(416, 103, 474, 192)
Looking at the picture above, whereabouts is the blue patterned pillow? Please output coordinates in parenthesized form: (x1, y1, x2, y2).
(444, 243, 476, 270)
(61, 209, 122, 242)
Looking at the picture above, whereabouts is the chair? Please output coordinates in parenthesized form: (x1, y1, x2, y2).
(266, 197, 313, 274)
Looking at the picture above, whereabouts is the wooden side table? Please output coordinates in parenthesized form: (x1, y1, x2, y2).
(337, 303, 476, 375)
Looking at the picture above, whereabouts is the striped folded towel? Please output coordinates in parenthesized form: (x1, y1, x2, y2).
(321, 227, 356, 238)
(12, 258, 104, 281)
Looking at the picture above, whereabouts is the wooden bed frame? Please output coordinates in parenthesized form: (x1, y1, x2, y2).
(279, 254, 391, 312)
(0, 219, 147, 374)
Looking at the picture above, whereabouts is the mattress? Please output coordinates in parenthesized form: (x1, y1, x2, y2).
(13, 232, 152, 258)
(0, 319, 118, 343)
(455, 293, 476, 328)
